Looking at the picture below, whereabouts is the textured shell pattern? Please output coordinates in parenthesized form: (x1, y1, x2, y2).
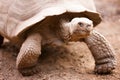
(0, 0, 101, 40)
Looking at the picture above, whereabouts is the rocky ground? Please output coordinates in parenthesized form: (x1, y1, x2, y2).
(0, 0, 120, 80)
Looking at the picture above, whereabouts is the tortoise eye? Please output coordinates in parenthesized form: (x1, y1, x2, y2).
(67, 18, 71, 22)
(78, 22, 84, 27)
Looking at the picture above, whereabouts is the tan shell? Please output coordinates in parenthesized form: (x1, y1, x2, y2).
(0, 0, 101, 40)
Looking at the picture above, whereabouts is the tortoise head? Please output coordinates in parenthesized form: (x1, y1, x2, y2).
(61, 17, 93, 41)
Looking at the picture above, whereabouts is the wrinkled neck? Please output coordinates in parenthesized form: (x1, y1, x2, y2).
(59, 21, 72, 43)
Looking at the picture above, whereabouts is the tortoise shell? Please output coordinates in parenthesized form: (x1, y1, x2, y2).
(0, 0, 101, 41)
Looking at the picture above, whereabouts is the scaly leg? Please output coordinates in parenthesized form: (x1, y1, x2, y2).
(16, 33, 42, 76)
(84, 30, 116, 74)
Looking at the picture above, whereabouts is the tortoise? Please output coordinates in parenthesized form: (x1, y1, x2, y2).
(0, 0, 116, 75)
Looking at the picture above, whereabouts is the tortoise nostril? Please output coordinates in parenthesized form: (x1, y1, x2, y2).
(78, 22, 84, 27)
(87, 25, 91, 27)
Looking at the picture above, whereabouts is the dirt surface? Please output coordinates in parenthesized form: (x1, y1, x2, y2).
(0, 0, 120, 80)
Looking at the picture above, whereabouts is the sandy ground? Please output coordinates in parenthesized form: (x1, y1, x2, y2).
(0, 0, 120, 80)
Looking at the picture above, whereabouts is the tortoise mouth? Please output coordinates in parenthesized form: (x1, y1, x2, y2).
(69, 30, 91, 41)
(73, 30, 91, 36)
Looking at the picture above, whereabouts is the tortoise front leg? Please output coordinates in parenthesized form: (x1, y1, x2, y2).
(0, 35, 4, 47)
(84, 30, 116, 74)
(16, 33, 42, 76)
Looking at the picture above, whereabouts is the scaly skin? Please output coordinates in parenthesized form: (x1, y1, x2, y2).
(0, 35, 4, 47)
(16, 33, 42, 76)
(84, 30, 116, 74)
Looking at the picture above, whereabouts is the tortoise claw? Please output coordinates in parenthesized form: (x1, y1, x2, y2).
(94, 62, 115, 74)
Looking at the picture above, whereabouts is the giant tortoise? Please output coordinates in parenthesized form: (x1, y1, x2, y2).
(0, 0, 116, 75)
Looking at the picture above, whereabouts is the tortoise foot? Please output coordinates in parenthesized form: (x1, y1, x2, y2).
(94, 62, 115, 74)
(19, 65, 40, 76)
